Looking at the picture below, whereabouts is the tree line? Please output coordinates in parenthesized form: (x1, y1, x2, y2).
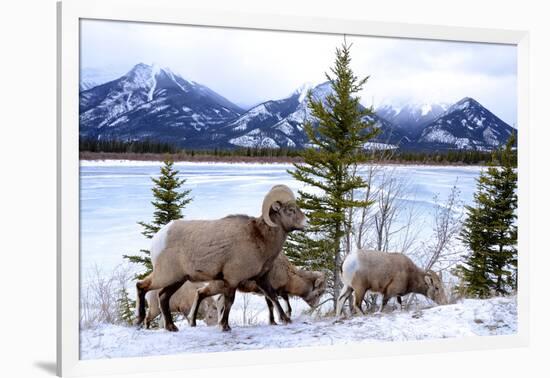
(79, 138, 178, 154)
(80, 137, 516, 166)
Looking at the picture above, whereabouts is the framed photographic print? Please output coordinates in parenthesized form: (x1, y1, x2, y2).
(57, 0, 530, 376)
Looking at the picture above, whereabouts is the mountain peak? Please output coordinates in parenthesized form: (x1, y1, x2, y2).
(456, 96, 476, 104)
(418, 96, 515, 150)
(128, 62, 151, 73)
(445, 97, 483, 115)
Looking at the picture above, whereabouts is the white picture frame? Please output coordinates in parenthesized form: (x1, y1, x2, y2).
(57, 1, 530, 376)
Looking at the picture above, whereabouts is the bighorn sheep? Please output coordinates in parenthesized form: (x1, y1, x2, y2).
(135, 184, 307, 332)
(145, 281, 218, 328)
(336, 250, 448, 316)
(189, 253, 326, 326)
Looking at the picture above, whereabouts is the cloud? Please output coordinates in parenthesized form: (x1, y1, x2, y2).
(80, 19, 517, 125)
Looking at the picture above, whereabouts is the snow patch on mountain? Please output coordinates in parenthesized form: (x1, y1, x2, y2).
(147, 64, 161, 101)
(483, 128, 499, 146)
(293, 82, 316, 103)
(421, 129, 471, 149)
(364, 142, 398, 150)
(274, 120, 295, 136)
(229, 133, 279, 149)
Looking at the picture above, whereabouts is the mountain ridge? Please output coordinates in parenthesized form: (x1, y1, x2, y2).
(79, 64, 515, 151)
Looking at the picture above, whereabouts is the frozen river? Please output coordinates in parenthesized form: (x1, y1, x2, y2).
(79, 161, 482, 281)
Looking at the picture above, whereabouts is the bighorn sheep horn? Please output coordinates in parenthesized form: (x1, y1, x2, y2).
(262, 185, 296, 227)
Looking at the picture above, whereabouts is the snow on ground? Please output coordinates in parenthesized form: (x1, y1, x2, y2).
(80, 296, 516, 360)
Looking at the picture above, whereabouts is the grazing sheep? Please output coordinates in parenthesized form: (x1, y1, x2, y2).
(336, 250, 448, 316)
(135, 185, 307, 332)
(189, 253, 326, 326)
(145, 281, 218, 328)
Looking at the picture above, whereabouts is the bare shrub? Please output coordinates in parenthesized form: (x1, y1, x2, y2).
(80, 264, 135, 329)
(405, 184, 464, 308)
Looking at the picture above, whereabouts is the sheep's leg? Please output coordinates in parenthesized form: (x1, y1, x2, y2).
(215, 295, 224, 323)
(159, 280, 186, 332)
(219, 287, 236, 332)
(282, 293, 292, 318)
(256, 276, 291, 324)
(135, 276, 156, 326)
(353, 287, 367, 315)
(145, 293, 161, 329)
(135, 271, 184, 327)
(396, 295, 403, 310)
(377, 294, 387, 313)
(188, 280, 227, 327)
(265, 297, 277, 325)
(336, 285, 353, 316)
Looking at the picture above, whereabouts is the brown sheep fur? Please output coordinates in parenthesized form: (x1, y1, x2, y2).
(336, 250, 448, 316)
(190, 253, 326, 325)
(135, 185, 307, 332)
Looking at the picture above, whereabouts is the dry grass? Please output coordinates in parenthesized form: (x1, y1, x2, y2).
(79, 151, 303, 164)
(79, 152, 475, 166)
(80, 264, 134, 329)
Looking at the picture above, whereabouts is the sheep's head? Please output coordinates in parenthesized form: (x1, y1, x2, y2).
(424, 270, 448, 305)
(262, 185, 307, 232)
(303, 271, 327, 308)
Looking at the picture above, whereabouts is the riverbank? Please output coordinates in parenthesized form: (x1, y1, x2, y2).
(80, 151, 483, 166)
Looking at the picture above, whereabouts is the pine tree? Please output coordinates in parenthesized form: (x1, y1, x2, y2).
(116, 287, 135, 325)
(284, 42, 379, 309)
(123, 160, 192, 279)
(456, 135, 517, 297)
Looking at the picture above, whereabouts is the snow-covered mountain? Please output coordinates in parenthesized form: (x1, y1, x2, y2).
(417, 97, 516, 150)
(222, 82, 408, 149)
(79, 63, 243, 147)
(375, 102, 449, 136)
(220, 83, 325, 149)
(79, 64, 514, 151)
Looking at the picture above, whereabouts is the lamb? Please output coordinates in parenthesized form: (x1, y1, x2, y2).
(336, 249, 448, 316)
(135, 184, 307, 332)
(189, 253, 326, 326)
(145, 281, 218, 328)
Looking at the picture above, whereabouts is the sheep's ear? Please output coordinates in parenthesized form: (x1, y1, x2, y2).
(438, 271, 443, 280)
(424, 274, 433, 286)
(271, 201, 282, 212)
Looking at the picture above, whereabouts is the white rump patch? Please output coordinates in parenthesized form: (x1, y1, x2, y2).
(341, 252, 359, 286)
(150, 221, 173, 265)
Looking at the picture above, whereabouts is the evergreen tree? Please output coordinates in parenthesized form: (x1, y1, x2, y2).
(123, 160, 192, 279)
(116, 287, 135, 325)
(456, 136, 517, 297)
(284, 42, 379, 309)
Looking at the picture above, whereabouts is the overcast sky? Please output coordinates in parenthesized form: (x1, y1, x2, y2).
(80, 19, 517, 125)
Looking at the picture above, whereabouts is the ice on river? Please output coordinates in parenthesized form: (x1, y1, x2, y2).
(80, 160, 482, 278)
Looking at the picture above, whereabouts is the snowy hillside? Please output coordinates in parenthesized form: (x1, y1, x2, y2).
(79, 63, 243, 147)
(225, 81, 407, 149)
(376, 102, 449, 135)
(80, 296, 516, 360)
(418, 97, 516, 150)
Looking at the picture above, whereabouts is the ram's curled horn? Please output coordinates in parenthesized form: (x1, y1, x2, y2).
(262, 185, 296, 227)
